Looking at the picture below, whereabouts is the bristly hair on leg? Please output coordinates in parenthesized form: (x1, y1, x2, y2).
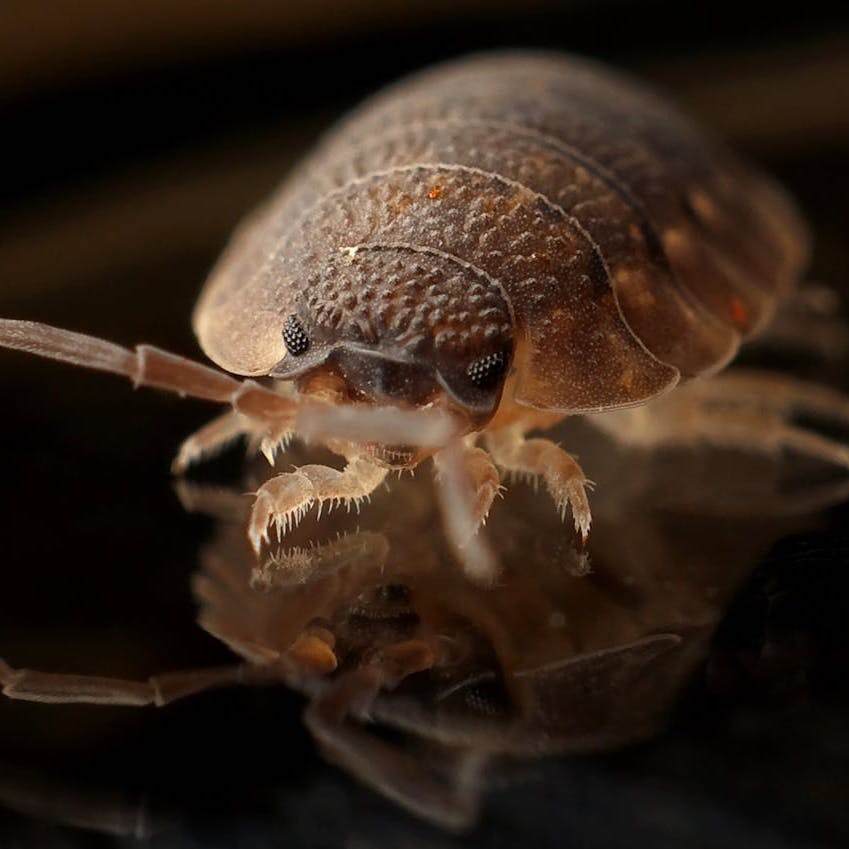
(434, 440, 501, 585)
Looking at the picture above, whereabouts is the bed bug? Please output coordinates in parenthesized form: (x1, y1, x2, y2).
(0, 51, 829, 579)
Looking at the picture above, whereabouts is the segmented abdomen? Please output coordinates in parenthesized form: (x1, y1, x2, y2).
(197, 53, 808, 397)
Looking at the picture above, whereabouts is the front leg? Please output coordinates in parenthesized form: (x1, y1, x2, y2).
(486, 426, 593, 542)
(433, 443, 502, 540)
(433, 441, 502, 584)
(248, 455, 388, 554)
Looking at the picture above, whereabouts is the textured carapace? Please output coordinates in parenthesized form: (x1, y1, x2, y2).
(195, 51, 808, 419)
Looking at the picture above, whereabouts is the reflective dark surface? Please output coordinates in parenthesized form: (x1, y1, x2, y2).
(1, 413, 848, 844)
(1, 2, 849, 846)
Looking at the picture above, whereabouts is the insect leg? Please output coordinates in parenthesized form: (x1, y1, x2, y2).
(433, 440, 501, 585)
(485, 428, 593, 543)
(247, 456, 388, 554)
(685, 369, 849, 429)
(172, 411, 255, 473)
(590, 373, 849, 470)
(0, 319, 296, 421)
(172, 408, 296, 475)
(0, 765, 160, 840)
(0, 657, 266, 706)
(250, 530, 390, 591)
(445, 445, 502, 534)
(665, 407, 849, 467)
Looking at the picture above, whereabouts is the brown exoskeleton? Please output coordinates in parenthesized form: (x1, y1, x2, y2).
(1, 51, 848, 581)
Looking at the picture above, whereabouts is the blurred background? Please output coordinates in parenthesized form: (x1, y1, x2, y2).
(0, 1, 848, 846)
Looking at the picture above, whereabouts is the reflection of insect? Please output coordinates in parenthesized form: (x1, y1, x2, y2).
(1, 420, 842, 832)
(0, 432, 767, 831)
(0, 51, 819, 578)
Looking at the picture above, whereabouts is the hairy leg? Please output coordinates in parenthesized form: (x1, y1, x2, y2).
(248, 455, 389, 554)
(172, 409, 297, 474)
(433, 440, 501, 585)
(250, 530, 390, 590)
(455, 445, 502, 530)
(486, 426, 593, 542)
(433, 443, 501, 537)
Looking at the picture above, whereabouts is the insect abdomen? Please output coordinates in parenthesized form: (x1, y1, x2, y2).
(301, 53, 807, 366)
(196, 52, 808, 410)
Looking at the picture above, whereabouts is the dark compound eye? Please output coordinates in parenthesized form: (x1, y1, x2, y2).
(466, 350, 509, 390)
(282, 315, 310, 356)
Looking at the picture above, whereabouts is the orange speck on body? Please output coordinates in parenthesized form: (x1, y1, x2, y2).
(428, 185, 443, 200)
(730, 296, 749, 327)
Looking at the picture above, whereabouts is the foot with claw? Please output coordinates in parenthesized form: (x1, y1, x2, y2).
(248, 458, 388, 554)
(486, 427, 594, 543)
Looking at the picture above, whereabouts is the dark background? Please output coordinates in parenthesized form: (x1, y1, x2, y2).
(0, 1, 848, 846)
